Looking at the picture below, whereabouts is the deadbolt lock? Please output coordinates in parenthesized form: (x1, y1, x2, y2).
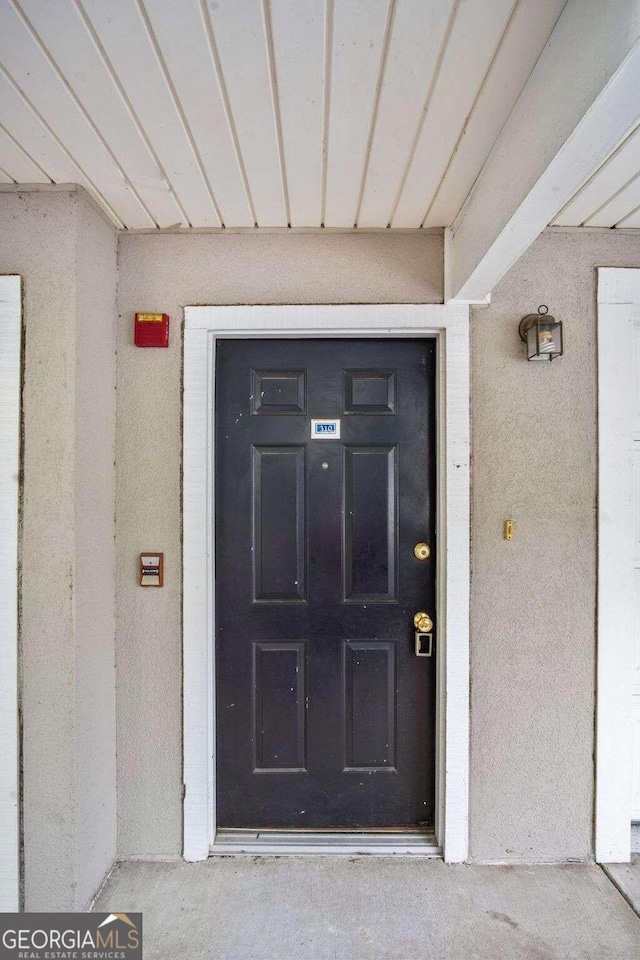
(415, 632, 433, 657)
(413, 542, 430, 561)
(413, 612, 433, 633)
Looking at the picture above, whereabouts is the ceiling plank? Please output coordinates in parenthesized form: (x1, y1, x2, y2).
(142, 0, 254, 227)
(0, 69, 124, 224)
(448, 0, 640, 302)
(324, 0, 390, 228)
(425, 0, 566, 229)
(0, 0, 150, 226)
(0, 69, 86, 182)
(617, 203, 640, 228)
(356, 0, 454, 229)
(584, 172, 640, 227)
(554, 124, 640, 225)
(205, 0, 287, 226)
(391, 0, 515, 228)
(80, 0, 222, 227)
(17, 0, 185, 227)
(269, 0, 324, 227)
(0, 123, 50, 182)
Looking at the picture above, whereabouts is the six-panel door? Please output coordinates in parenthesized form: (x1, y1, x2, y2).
(215, 339, 436, 828)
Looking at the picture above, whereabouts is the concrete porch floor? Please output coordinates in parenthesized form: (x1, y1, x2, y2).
(94, 856, 640, 960)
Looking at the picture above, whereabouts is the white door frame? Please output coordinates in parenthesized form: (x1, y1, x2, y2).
(0, 275, 22, 910)
(182, 304, 470, 863)
(596, 267, 638, 862)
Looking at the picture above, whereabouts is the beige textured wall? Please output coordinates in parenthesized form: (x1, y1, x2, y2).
(74, 199, 118, 902)
(469, 228, 640, 862)
(9, 212, 640, 868)
(116, 227, 640, 862)
(0, 189, 117, 908)
(115, 232, 443, 855)
(3, 192, 78, 908)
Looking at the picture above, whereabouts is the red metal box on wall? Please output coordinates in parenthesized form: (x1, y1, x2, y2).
(134, 312, 169, 347)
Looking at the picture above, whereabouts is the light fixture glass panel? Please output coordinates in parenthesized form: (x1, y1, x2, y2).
(553, 322, 563, 358)
(526, 324, 542, 360)
(537, 322, 558, 356)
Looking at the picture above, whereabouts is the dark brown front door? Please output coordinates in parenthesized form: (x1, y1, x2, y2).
(215, 338, 436, 829)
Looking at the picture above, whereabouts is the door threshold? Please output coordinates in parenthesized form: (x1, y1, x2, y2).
(211, 828, 441, 857)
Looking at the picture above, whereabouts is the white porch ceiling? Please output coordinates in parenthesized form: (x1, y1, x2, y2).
(0, 0, 574, 231)
(553, 123, 640, 228)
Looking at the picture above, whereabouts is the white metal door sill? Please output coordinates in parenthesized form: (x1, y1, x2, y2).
(210, 829, 441, 857)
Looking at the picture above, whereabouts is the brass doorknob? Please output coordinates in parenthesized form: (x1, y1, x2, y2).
(413, 542, 430, 561)
(413, 612, 433, 633)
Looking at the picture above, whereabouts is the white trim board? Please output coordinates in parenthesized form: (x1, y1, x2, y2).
(596, 268, 639, 862)
(182, 304, 470, 863)
(0, 276, 22, 910)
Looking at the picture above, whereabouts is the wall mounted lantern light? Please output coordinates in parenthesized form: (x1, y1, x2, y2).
(518, 305, 563, 361)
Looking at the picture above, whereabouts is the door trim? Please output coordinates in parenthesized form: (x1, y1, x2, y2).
(0, 276, 22, 910)
(182, 304, 470, 863)
(596, 268, 638, 862)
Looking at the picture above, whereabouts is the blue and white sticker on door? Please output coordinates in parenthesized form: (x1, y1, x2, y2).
(311, 419, 341, 439)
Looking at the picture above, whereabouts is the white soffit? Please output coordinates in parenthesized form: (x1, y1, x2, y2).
(447, 0, 640, 302)
(0, 0, 567, 230)
(554, 123, 640, 228)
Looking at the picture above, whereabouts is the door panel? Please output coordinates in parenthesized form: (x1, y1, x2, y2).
(252, 446, 306, 601)
(253, 641, 307, 771)
(216, 339, 436, 828)
(343, 640, 396, 770)
(344, 445, 397, 601)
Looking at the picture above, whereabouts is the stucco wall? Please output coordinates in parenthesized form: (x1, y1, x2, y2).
(0, 189, 117, 908)
(11, 193, 640, 894)
(115, 227, 640, 863)
(469, 228, 640, 862)
(74, 199, 118, 903)
(115, 232, 443, 856)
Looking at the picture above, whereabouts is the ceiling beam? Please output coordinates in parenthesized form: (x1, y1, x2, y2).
(446, 0, 640, 304)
